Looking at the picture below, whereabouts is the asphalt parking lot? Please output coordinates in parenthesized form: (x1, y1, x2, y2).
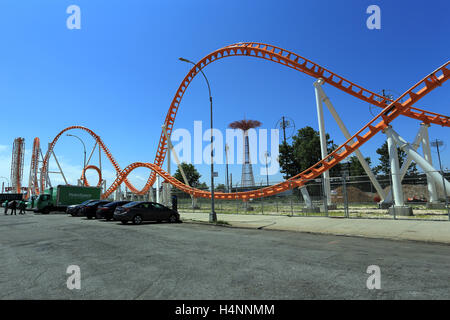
(1, 212, 450, 299)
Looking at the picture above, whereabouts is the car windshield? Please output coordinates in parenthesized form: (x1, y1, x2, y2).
(122, 201, 140, 208)
(81, 200, 95, 205)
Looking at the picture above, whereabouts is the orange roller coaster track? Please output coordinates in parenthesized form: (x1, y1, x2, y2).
(81, 165, 103, 188)
(39, 43, 449, 200)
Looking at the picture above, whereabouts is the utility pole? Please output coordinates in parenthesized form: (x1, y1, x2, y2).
(265, 151, 270, 186)
(225, 143, 230, 192)
(431, 139, 449, 216)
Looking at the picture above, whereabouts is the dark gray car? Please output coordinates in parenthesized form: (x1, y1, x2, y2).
(113, 201, 180, 225)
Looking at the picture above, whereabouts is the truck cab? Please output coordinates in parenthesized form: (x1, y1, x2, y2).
(35, 191, 54, 214)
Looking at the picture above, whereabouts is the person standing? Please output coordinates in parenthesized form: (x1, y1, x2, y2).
(10, 200, 17, 215)
(19, 200, 26, 215)
(4, 200, 9, 215)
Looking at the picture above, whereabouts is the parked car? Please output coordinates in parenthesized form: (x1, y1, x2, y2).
(113, 201, 180, 225)
(82, 200, 111, 219)
(67, 199, 99, 217)
(96, 201, 130, 221)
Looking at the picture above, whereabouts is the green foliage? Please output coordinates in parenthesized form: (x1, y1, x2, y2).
(278, 126, 341, 179)
(347, 155, 371, 177)
(215, 184, 226, 192)
(374, 141, 418, 177)
(197, 182, 208, 190)
(173, 162, 202, 187)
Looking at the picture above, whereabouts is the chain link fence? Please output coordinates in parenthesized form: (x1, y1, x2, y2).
(172, 170, 450, 221)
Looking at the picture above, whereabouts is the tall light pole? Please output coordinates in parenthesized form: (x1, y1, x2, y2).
(179, 57, 217, 222)
(264, 151, 270, 186)
(66, 134, 86, 186)
(225, 143, 230, 193)
(431, 139, 448, 215)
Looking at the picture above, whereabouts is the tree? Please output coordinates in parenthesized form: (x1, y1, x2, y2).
(173, 162, 201, 187)
(215, 184, 226, 192)
(278, 126, 341, 179)
(374, 141, 418, 177)
(197, 182, 208, 190)
(347, 155, 372, 177)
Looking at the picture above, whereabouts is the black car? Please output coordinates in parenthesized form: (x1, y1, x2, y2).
(96, 201, 131, 221)
(113, 201, 180, 225)
(82, 200, 111, 219)
(67, 199, 98, 217)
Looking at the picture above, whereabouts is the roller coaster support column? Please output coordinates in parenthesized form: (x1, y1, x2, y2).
(386, 126, 450, 198)
(313, 80, 331, 207)
(314, 79, 386, 201)
(381, 124, 424, 207)
(421, 123, 440, 207)
(384, 127, 413, 216)
(300, 185, 320, 213)
(156, 175, 160, 204)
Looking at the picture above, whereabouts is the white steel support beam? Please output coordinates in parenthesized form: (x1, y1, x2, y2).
(85, 141, 97, 167)
(382, 124, 424, 204)
(315, 79, 386, 201)
(313, 81, 331, 206)
(300, 186, 313, 208)
(421, 123, 439, 203)
(384, 127, 405, 206)
(49, 143, 68, 185)
(162, 125, 190, 189)
(99, 143, 102, 177)
(386, 126, 450, 197)
(156, 175, 160, 204)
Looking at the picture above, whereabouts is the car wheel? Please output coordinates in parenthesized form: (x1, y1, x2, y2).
(105, 217, 111, 221)
(42, 207, 50, 215)
(121, 220, 128, 225)
(169, 214, 178, 223)
(132, 215, 143, 225)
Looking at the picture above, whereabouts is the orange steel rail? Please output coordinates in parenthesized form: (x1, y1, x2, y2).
(25, 137, 41, 199)
(81, 165, 103, 188)
(39, 43, 449, 200)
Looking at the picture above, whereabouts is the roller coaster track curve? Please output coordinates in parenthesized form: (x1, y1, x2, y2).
(39, 43, 449, 200)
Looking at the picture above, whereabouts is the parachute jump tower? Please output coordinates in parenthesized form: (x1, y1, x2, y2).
(228, 119, 262, 188)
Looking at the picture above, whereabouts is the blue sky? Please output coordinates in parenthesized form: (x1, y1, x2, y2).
(0, 0, 448, 190)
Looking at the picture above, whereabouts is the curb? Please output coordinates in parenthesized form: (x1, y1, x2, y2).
(181, 218, 450, 246)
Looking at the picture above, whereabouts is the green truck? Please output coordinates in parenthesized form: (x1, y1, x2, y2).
(34, 185, 102, 214)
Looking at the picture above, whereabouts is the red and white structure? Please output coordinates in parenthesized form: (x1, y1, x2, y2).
(10, 137, 25, 194)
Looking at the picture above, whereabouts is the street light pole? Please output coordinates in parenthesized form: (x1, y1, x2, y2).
(264, 151, 270, 186)
(225, 144, 230, 193)
(66, 134, 86, 186)
(179, 57, 217, 222)
(431, 139, 448, 216)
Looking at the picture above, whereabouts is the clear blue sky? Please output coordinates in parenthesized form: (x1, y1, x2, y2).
(0, 0, 448, 190)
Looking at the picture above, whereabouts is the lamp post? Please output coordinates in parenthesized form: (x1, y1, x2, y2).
(225, 143, 230, 193)
(431, 139, 448, 216)
(66, 134, 87, 186)
(179, 57, 217, 222)
(264, 151, 270, 186)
